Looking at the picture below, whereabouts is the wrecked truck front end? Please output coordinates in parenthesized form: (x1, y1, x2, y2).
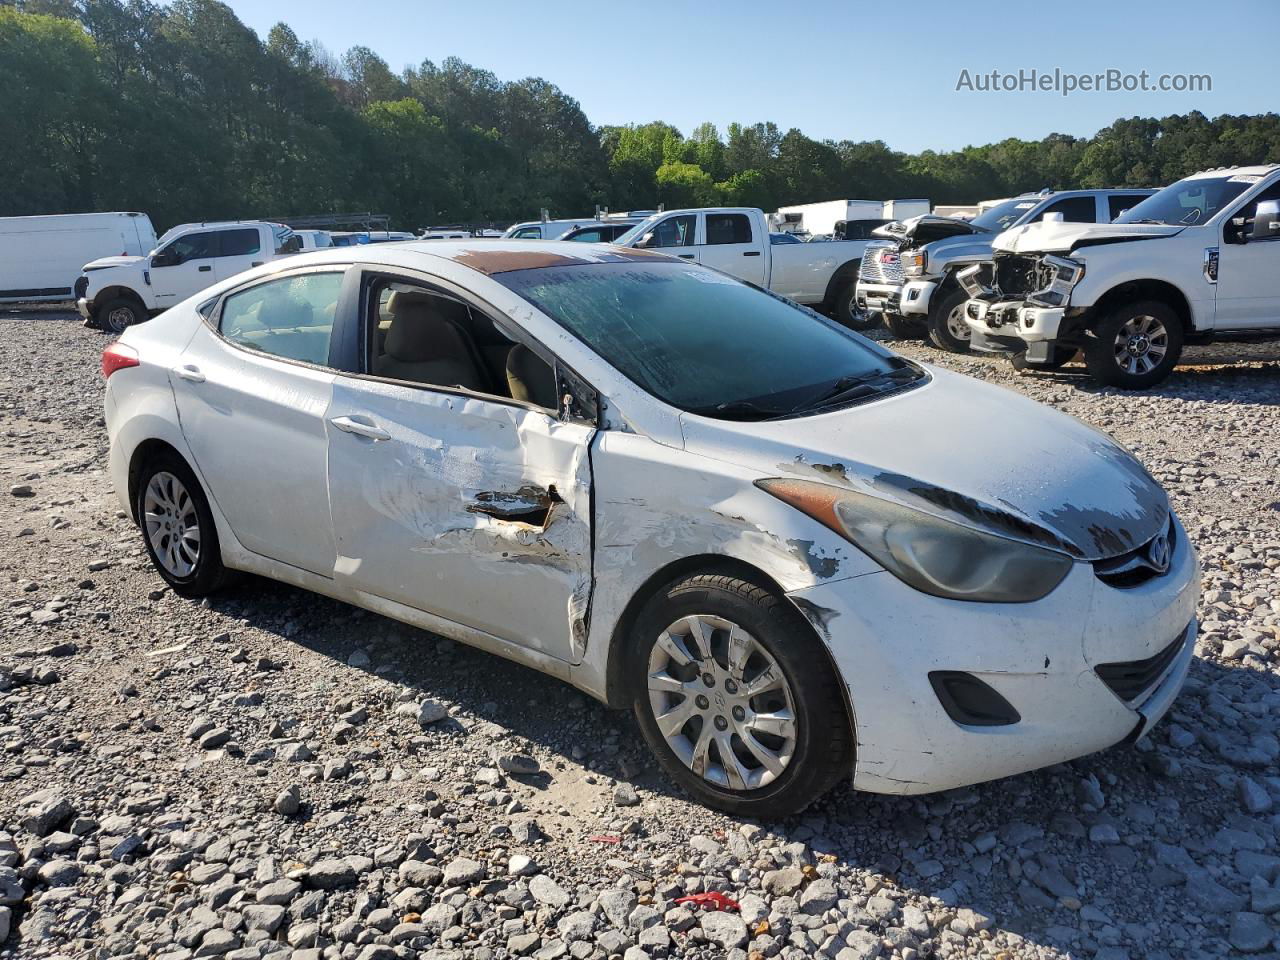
(958, 250, 1088, 362)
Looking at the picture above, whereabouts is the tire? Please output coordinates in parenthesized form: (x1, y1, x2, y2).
(1010, 347, 1078, 372)
(833, 281, 881, 332)
(1083, 300, 1184, 389)
(96, 296, 148, 335)
(882, 311, 929, 341)
(926, 288, 972, 353)
(134, 452, 230, 598)
(628, 573, 853, 818)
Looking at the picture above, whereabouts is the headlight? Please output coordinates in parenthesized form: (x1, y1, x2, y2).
(901, 250, 927, 276)
(757, 479, 1072, 603)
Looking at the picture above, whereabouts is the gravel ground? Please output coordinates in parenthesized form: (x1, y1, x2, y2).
(2, 309, 1280, 960)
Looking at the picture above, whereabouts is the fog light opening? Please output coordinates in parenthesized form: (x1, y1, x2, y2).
(929, 671, 1021, 727)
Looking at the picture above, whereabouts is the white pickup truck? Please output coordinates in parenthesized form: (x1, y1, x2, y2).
(614, 207, 870, 321)
(961, 164, 1280, 389)
(77, 220, 297, 333)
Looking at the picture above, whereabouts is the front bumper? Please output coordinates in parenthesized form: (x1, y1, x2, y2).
(76, 297, 92, 320)
(897, 279, 937, 316)
(788, 514, 1199, 795)
(964, 298, 1065, 343)
(855, 282, 900, 316)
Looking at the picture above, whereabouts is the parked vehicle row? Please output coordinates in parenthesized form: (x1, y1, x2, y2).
(103, 238, 1199, 815)
(0, 212, 157, 305)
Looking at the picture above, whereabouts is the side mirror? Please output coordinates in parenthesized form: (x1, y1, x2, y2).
(1224, 217, 1249, 245)
(152, 248, 175, 267)
(1251, 200, 1280, 242)
(634, 232, 656, 249)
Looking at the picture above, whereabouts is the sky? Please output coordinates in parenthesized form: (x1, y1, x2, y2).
(224, 0, 1278, 153)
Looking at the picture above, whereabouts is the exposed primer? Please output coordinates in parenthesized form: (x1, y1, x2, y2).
(786, 539, 841, 579)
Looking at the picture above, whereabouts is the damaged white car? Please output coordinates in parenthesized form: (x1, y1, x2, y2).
(102, 241, 1200, 816)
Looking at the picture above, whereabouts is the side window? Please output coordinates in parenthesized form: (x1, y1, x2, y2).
(650, 214, 696, 248)
(705, 213, 753, 245)
(1034, 196, 1097, 223)
(511, 227, 542, 239)
(219, 272, 344, 366)
(165, 231, 216, 264)
(568, 229, 605, 243)
(1108, 195, 1149, 221)
(220, 228, 262, 257)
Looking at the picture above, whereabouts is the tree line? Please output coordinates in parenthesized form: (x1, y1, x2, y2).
(3, 0, 1279, 232)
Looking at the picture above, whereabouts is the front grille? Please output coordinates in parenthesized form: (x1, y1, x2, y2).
(860, 242, 903, 284)
(73, 276, 89, 300)
(1094, 519, 1175, 588)
(1095, 628, 1188, 702)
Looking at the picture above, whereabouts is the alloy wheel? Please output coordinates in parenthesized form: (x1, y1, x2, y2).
(107, 306, 134, 333)
(646, 614, 797, 791)
(143, 471, 201, 577)
(946, 303, 971, 341)
(1114, 314, 1168, 376)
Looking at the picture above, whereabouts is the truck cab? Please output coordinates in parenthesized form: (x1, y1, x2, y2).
(78, 221, 295, 333)
(960, 165, 1280, 388)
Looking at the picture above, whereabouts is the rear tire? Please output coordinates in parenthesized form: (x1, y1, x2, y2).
(134, 452, 230, 598)
(96, 296, 148, 335)
(926, 288, 972, 353)
(1083, 300, 1183, 389)
(628, 573, 853, 818)
(833, 281, 881, 332)
(883, 311, 929, 341)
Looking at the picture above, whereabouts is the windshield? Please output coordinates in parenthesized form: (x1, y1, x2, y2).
(1116, 175, 1256, 226)
(971, 198, 1039, 232)
(613, 215, 660, 246)
(494, 260, 922, 419)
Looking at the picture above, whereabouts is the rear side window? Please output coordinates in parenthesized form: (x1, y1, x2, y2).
(568, 229, 606, 242)
(705, 213, 752, 245)
(1108, 195, 1149, 221)
(219, 272, 344, 367)
(1034, 196, 1097, 223)
(220, 228, 262, 257)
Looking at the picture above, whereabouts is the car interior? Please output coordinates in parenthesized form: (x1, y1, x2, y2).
(367, 280, 559, 410)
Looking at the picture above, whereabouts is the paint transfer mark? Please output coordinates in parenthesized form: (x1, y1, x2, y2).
(790, 596, 841, 642)
(786, 539, 841, 579)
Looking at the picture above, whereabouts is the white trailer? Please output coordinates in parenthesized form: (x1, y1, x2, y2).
(881, 199, 931, 221)
(0, 212, 157, 304)
(770, 199, 932, 238)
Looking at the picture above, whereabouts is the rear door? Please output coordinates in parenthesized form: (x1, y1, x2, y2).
(151, 231, 218, 306)
(697, 212, 766, 285)
(170, 266, 352, 575)
(324, 269, 597, 664)
(214, 227, 268, 283)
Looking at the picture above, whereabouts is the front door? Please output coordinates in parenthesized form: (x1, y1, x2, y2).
(697, 211, 766, 285)
(1216, 183, 1280, 329)
(170, 268, 347, 575)
(638, 214, 699, 262)
(325, 274, 596, 663)
(151, 230, 218, 306)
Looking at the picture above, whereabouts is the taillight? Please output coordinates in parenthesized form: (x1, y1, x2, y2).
(102, 342, 140, 379)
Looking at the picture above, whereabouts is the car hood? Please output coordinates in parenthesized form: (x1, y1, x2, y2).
(995, 221, 1184, 255)
(83, 255, 147, 271)
(875, 215, 985, 246)
(680, 366, 1168, 562)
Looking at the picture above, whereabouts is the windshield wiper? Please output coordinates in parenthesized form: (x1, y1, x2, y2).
(696, 399, 798, 421)
(798, 366, 921, 412)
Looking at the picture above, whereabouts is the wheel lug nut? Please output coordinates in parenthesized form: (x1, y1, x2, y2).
(725, 679, 738, 694)
(714, 716, 728, 731)
(732, 706, 745, 722)
(702, 673, 715, 687)
(695, 695, 710, 711)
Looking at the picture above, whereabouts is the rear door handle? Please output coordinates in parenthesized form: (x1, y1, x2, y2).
(251, 261, 263, 267)
(198, 265, 212, 272)
(743, 251, 761, 257)
(173, 364, 205, 383)
(329, 415, 391, 441)
(677, 253, 695, 259)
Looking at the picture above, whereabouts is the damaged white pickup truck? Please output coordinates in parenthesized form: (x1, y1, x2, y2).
(962, 165, 1280, 388)
(103, 240, 1199, 815)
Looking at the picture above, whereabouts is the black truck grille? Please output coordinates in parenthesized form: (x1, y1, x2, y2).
(1095, 629, 1187, 703)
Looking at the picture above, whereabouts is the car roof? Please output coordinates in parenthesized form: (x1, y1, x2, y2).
(293, 239, 670, 276)
(1184, 164, 1280, 180)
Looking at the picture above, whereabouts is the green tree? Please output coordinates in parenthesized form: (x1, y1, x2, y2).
(655, 162, 716, 208)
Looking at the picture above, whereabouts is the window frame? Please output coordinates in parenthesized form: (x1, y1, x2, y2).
(1033, 195, 1098, 224)
(347, 265, 600, 426)
(218, 227, 263, 258)
(204, 264, 359, 373)
(159, 230, 219, 266)
(644, 213, 698, 249)
(703, 212, 753, 246)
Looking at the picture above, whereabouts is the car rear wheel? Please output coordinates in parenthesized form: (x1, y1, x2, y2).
(882, 311, 929, 341)
(97, 297, 147, 334)
(833, 281, 881, 332)
(628, 573, 852, 818)
(135, 453, 230, 598)
(926, 289, 971, 353)
(1083, 300, 1183, 389)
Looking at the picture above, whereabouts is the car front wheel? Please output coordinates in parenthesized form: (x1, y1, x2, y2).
(927, 289, 972, 353)
(629, 573, 853, 818)
(834, 281, 881, 332)
(135, 453, 230, 597)
(1083, 300, 1184, 389)
(97, 297, 148, 334)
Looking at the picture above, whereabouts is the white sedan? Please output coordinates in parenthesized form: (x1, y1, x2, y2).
(101, 241, 1200, 817)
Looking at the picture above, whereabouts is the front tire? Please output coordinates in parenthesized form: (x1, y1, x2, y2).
(135, 453, 229, 598)
(628, 573, 853, 818)
(882, 311, 929, 341)
(96, 296, 148, 335)
(833, 281, 881, 332)
(926, 288, 972, 353)
(1083, 300, 1183, 389)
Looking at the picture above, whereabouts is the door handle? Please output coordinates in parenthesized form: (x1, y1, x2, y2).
(173, 364, 205, 383)
(743, 251, 761, 257)
(251, 261, 263, 267)
(198, 265, 212, 272)
(329, 415, 391, 441)
(677, 253, 695, 259)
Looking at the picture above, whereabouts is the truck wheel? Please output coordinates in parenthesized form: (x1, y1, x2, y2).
(926, 289, 971, 353)
(834, 282, 881, 332)
(883, 312, 928, 341)
(97, 296, 148, 335)
(1083, 301, 1183, 389)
